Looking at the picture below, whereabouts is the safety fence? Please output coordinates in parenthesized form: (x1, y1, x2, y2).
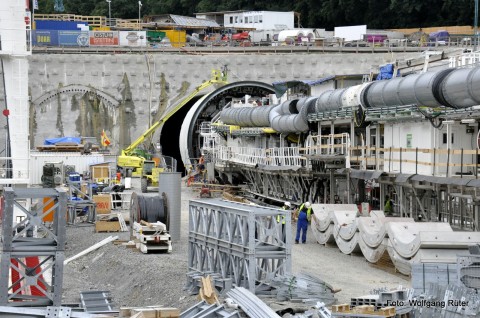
(350, 146, 480, 177)
(305, 133, 350, 156)
(449, 52, 480, 67)
(214, 146, 302, 167)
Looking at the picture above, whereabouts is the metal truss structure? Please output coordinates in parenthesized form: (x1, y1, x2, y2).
(0, 187, 67, 307)
(188, 199, 291, 293)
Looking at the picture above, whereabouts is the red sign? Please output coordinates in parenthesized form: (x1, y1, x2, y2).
(89, 31, 119, 46)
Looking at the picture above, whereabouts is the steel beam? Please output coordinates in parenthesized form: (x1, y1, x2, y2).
(188, 199, 291, 293)
(0, 187, 67, 307)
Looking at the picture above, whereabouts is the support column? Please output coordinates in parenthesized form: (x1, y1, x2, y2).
(330, 170, 335, 204)
(474, 203, 480, 231)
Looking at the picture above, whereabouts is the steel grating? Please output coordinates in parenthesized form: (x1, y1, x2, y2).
(412, 263, 458, 295)
(79, 291, 113, 313)
(188, 199, 292, 293)
(0, 187, 67, 307)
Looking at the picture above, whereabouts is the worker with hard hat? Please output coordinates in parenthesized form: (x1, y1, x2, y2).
(295, 201, 312, 244)
(277, 201, 291, 243)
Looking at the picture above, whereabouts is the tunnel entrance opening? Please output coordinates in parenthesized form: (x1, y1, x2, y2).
(160, 95, 203, 175)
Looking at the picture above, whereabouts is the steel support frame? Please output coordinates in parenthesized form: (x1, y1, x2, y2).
(0, 188, 67, 307)
(188, 199, 291, 293)
(240, 166, 341, 204)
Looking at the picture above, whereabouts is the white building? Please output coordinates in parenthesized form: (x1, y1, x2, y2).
(196, 10, 294, 31)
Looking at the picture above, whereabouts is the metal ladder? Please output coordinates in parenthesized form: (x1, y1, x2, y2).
(117, 213, 128, 232)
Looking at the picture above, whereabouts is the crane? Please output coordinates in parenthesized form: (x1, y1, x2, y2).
(117, 67, 228, 191)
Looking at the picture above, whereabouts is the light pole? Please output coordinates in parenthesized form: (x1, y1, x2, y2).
(138, 1, 142, 31)
(106, 0, 111, 27)
(475, 0, 479, 51)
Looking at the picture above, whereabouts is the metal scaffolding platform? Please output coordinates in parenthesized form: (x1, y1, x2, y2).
(188, 199, 291, 293)
(0, 187, 67, 307)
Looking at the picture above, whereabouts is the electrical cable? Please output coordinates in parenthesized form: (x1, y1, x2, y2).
(130, 192, 169, 235)
(354, 107, 365, 127)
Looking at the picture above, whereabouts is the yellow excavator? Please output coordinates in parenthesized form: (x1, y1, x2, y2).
(117, 67, 228, 192)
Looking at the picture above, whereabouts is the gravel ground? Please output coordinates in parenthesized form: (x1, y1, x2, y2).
(61, 179, 410, 312)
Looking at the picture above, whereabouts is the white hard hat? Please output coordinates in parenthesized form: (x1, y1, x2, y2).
(305, 202, 311, 208)
(284, 201, 291, 207)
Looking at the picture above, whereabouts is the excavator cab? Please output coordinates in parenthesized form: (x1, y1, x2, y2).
(140, 160, 155, 193)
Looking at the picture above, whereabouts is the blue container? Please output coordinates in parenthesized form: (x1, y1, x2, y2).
(33, 30, 59, 46)
(35, 20, 88, 31)
(69, 174, 81, 183)
(58, 31, 89, 46)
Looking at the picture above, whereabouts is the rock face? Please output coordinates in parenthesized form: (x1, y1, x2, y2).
(4, 51, 415, 172)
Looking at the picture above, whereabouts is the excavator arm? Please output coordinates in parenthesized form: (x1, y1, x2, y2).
(118, 68, 228, 169)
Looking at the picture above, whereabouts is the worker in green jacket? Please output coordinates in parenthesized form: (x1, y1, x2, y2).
(384, 195, 393, 215)
(277, 201, 291, 243)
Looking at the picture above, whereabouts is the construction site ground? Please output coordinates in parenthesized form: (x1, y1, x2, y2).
(62, 178, 410, 312)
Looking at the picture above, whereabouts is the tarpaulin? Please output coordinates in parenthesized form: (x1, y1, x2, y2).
(44, 137, 81, 145)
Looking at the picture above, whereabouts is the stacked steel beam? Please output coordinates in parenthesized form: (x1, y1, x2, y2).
(227, 287, 281, 318)
(188, 199, 291, 293)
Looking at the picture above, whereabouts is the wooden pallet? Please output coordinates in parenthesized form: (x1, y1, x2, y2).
(369, 252, 408, 278)
(36, 145, 100, 152)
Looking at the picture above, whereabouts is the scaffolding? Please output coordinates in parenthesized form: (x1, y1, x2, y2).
(0, 187, 67, 307)
(188, 199, 291, 293)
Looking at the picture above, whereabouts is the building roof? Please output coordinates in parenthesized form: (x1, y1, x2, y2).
(144, 14, 219, 28)
(195, 10, 248, 15)
(170, 14, 219, 28)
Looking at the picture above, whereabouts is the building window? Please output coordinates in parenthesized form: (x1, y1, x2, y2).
(254, 15, 259, 23)
(235, 16, 238, 23)
(245, 17, 248, 23)
(230, 16, 233, 24)
(442, 133, 447, 144)
(259, 15, 263, 23)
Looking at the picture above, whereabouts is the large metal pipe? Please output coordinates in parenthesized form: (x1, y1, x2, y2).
(218, 66, 480, 135)
(220, 97, 311, 133)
